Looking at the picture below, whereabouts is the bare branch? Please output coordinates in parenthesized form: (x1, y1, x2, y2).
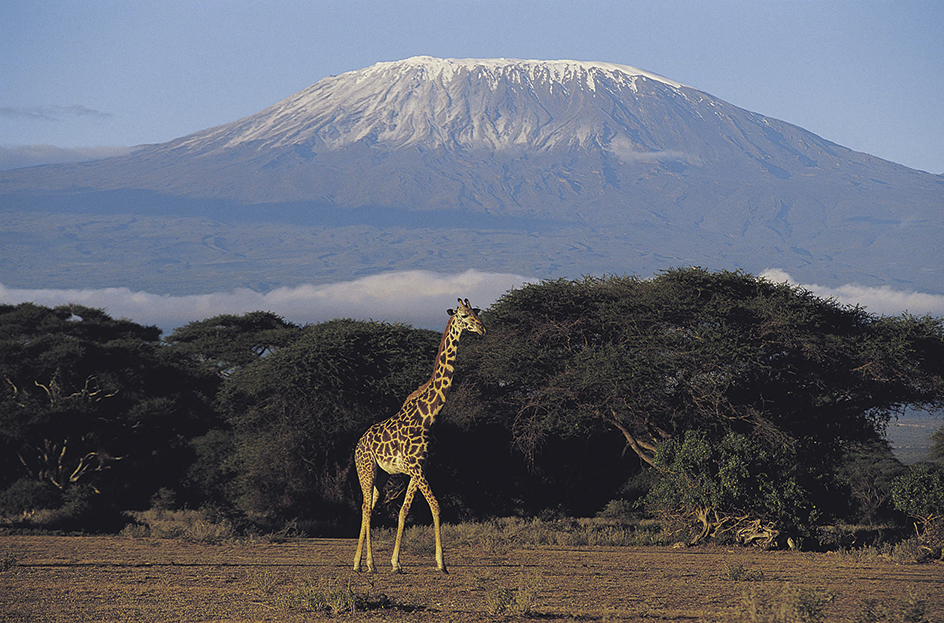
(607, 413, 658, 466)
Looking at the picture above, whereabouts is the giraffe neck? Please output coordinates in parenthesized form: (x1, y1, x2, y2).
(404, 315, 462, 427)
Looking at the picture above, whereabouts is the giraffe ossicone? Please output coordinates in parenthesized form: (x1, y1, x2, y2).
(353, 298, 486, 574)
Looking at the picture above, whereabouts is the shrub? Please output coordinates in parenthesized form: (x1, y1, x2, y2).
(479, 573, 543, 616)
(855, 590, 931, 623)
(733, 584, 832, 623)
(891, 462, 944, 538)
(646, 430, 815, 545)
(0, 478, 62, 515)
(725, 562, 765, 582)
(122, 508, 237, 543)
(274, 575, 393, 615)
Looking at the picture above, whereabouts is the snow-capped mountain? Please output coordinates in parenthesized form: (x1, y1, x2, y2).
(170, 56, 685, 154)
(1, 56, 942, 298)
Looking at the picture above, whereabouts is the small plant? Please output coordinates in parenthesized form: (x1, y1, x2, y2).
(854, 590, 931, 623)
(294, 577, 364, 615)
(0, 552, 17, 573)
(898, 591, 931, 623)
(252, 569, 288, 596)
(485, 585, 517, 615)
(733, 584, 832, 622)
(726, 562, 766, 582)
(856, 598, 884, 623)
(889, 537, 932, 563)
(119, 523, 151, 538)
(793, 586, 833, 622)
(276, 575, 393, 615)
(480, 572, 543, 616)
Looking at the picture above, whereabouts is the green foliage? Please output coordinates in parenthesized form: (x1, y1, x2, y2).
(0, 478, 62, 515)
(0, 303, 217, 524)
(453, 268, 944, 521)
(4, 270, 944, 534)
(891, 462, 944, 528)
(646, 429, 815, 540)
(839, 440, 905, 525)
(217, 318, 441, 524)
(165, 311, 301, 378)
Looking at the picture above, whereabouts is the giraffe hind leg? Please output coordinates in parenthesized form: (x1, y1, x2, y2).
(416, 475, 447, 573)
(353, 450, 376, 573)
(390, 474, 447, 574)
(390, 476, 419, 573)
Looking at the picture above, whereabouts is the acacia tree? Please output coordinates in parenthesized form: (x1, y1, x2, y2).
(0, 303, 215, 522)
(216, 319, 441, 527)
(451, 268, 944, 521)
(165, 311, 301, 378)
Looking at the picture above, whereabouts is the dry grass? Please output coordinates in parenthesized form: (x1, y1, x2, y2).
(121, 509, 238, 543)
(2, 534, 942, 622)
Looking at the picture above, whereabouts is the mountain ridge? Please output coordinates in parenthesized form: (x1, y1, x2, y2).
(1, 56, 942, 298)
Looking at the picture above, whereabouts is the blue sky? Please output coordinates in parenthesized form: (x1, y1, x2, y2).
(1, 0, 943, 174)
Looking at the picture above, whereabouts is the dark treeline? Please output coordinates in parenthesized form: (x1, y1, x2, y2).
(2, 268, 943, 546)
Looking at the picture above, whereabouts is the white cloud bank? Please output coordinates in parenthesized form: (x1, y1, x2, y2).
(0, 270, 534, 333)
(760, 269, 944, 317)
(3, 269, 941, 335)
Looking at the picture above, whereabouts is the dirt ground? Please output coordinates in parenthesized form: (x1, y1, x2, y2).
(1, 535, 942, 621)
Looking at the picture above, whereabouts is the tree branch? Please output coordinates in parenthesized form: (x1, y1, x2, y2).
(607, 412, 658, 466)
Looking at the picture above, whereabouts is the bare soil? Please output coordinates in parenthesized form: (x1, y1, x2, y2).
(1, 534, 942, 621)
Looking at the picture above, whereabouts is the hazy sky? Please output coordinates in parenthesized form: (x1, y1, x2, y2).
(2, 0, 943, 174)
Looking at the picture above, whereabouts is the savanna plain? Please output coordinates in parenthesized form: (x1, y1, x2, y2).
(2, 528, 942, 622)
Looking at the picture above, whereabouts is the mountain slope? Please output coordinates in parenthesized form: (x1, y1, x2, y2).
(1, 56, 942, 296)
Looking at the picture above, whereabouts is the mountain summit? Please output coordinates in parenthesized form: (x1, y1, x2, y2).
(1, 57, 942, 296)
(170, 56, 685, 155)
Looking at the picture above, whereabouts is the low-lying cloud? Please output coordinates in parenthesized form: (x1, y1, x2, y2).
(0, 270, 534, 333)
(3, 269, 941, 336)
(760, 269, 944, 317)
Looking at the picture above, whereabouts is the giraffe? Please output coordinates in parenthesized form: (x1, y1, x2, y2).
(353, 298, 486, 573)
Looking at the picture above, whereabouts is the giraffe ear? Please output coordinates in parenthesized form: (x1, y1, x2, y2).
(447, 308, 456, 316)
(472, 308, 481, 315)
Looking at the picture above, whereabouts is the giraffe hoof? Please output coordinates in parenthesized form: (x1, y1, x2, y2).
(439, 566, 449, 574)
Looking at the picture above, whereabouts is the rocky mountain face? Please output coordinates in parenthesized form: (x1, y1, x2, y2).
(2, 56, 942, 295)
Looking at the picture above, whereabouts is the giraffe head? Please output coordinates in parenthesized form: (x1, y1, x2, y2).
(448, 298, 487, 336)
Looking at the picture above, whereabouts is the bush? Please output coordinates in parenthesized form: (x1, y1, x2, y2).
(646, 430, 815, 545)
(122, 508, 238, 543)
(0, 478, 62, 515)
(891, 462, 944, 536)
(733, 584, 833, 623)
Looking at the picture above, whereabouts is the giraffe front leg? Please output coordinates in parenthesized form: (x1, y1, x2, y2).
(391, 477, 419, 573)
